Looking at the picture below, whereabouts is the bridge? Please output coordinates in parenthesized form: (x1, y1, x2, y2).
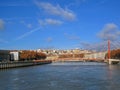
(81, 40, 120, 64)
(106, 40, 120, 64)
(52, 40, 120, 64)
(108, 59, 120, 64)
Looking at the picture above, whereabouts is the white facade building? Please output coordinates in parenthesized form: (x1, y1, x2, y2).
(84, 51, 107, 60)
(10, 52, 19, 61)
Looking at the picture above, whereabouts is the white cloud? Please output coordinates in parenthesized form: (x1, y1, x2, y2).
(98, 23, 120, 41)
(45, 19, 62, 25)
(64, 33, 80, 40)
(80, 23, 120, 51)
(0, 19, 5, 30)
(20, 20, 32, 29)
(27, 24, 32, 28)
(68, 36, 80, 40)
(35, 2, 76, 20)
(38, 20, 46, 27)
(46, 37, 53, 43)
(39, 18, 63, 26)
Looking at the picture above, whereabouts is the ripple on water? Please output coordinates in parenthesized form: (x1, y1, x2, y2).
(0, 62, 120, 90)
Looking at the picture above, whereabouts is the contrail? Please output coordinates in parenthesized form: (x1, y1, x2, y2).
(15, 27, 41, 41)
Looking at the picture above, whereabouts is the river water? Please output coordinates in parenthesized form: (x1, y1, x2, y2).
(0, 62, 120, 90)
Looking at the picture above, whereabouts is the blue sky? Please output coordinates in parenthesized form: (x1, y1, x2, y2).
(0, 0, 120, 50)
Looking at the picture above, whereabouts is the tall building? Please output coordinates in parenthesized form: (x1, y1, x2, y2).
(0, 50, 10, 61)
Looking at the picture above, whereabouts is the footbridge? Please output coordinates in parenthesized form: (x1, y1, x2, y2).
(53, 40, 120, 65)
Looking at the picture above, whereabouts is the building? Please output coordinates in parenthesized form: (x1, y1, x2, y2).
(84, 51, 107, 60)
(10, 51, 19, 61)
(0, 50, 10, 61)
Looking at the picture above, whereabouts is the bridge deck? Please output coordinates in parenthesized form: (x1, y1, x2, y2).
(108, 59, 120, 65)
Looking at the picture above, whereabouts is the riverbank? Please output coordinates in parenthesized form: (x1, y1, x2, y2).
(0, 60, 52, 69)
(52, 58, 105, 62)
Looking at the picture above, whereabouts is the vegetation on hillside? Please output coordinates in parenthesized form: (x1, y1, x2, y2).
(20, 50, 46, 60)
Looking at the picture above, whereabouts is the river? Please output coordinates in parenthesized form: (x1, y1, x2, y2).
(0, 62, 120, 90)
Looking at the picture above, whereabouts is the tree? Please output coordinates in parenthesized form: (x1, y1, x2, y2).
(36, 52, 46, 60)
(19, 50, 47, 61)
(105, 49, 120, 59)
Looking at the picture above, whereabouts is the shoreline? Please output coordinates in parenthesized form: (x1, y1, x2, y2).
(0, 60, 52, 69)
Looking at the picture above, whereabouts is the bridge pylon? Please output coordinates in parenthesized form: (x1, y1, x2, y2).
(108, 40, 111, 60)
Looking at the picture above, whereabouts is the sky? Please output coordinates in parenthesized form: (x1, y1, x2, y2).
(0, 0, 120, 50)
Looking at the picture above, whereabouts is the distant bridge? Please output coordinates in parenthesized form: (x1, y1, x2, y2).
(52, 40, 120, 64)
(52, 58, 120, 65)
(52, 58, 105, 62)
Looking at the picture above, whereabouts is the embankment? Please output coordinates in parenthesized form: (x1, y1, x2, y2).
(0, 60, 52, 69)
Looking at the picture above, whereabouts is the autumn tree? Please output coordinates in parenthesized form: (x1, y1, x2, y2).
(19, 50, 47, 61)
(36, 52, 46, 60)
(105, 49, 120, 59)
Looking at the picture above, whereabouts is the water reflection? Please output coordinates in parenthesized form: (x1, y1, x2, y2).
(0, 62, 120, 90)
